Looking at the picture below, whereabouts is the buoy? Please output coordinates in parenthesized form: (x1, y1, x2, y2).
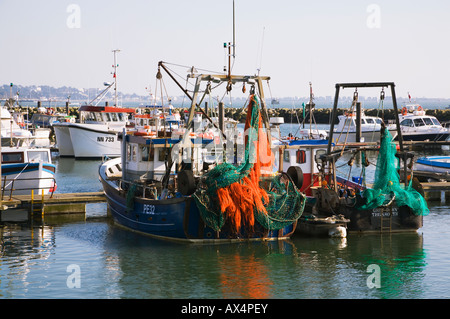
(328, 226, 347, 238)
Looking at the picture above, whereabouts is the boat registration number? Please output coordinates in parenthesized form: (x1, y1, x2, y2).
(97, 136, 115, 142)
(143, 204, 156, 215)
(371, 207, 398, 217)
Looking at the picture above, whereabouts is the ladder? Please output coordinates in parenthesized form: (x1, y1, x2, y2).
(29, 189, 45, 219)
(379, 205, 392, 233)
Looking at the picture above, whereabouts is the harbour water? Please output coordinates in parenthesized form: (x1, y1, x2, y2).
(1, 124, 450, 299)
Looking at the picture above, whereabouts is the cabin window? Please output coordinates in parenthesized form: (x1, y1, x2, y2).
(95, 113, 103, 122)
(400, 119, 413, 127)
(283, 150, 290, 162)
(344, 119, 354, 128)
(376, 119, 382, 124)
(141, 146, 154, 162)
(158, 149, 167, 162)
(423, 118, 433, 125)
(432, 118, 440, 125)
(111, 113, 118, 121)
(366, 118, 374, 124)
(413, 118, 425, 127)
(132, 145, 137, 161)
(126, 144, 137, 161)
(118, 113, 124, 121)
(361, 119, 366, 124)
(1, 152, 24, 163)
(105, 113, 111, 121)
(296, 150, 306, 164)
(27, 151, 49, 162)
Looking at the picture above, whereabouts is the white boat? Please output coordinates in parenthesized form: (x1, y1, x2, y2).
(333, 111, 384, 143)
(1, 107, 51, 147)
(53, 105, 135, 158)
(53, 50, 136, 158)
(1, 146, 56, 196)
(415, 156, 450, 174)
(388, 104, 450, 141)
(31, 110, 76, 128)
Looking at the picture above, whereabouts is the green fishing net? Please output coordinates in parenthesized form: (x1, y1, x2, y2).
(358, 128, 429, 216)
(193, 95, 306, 233)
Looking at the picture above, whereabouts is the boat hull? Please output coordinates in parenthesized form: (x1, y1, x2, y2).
(70, 124, 120, 158)
(53, 124, 74, 157)
(99, 160, 296, 243)
(415, 156, 450, 174)
(308, 183, 423, 234)
(333, 131, 381, 143)
(55, 123, 121, 158)
(397, 132, 450, 142)
(1, 162, 56, 195)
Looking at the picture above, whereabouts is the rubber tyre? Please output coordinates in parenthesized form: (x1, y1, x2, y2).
(178, 170, 196, 196)
(286, 166, 304, 189)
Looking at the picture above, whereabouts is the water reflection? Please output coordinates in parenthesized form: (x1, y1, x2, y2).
(0, 218, 428, 299)
(288, 233, 425, 298)
(0, 224, 56, 298)
(103, 225, 426, 299)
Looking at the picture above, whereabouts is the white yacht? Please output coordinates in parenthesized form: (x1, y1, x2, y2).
(333, 111, 384, 143)
(388, 104, 450, 141)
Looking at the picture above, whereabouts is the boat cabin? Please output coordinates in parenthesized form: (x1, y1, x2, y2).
(79, 105, 135, 128)
(1, 147, 52, 164)
(121, 134, 211, 183)
(277, 139, 328, 196)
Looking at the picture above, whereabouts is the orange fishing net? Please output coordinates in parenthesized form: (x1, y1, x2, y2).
(215, 95, 273, 233)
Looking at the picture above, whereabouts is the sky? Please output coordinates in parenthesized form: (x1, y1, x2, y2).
(1, 0, 450, 100)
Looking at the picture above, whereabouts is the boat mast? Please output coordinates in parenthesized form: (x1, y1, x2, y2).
(112, 49, 121, 107)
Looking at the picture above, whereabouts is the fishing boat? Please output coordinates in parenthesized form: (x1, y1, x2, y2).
(53, 50, 136, 158)
(304, 83, 428, 235)
(1, 146, 56, 196)
(415, 156, 450, 174)
(387, 104, 450, 141)
(99, 60, 306, 243)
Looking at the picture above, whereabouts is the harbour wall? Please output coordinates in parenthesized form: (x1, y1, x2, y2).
(9, 106, 450, 124)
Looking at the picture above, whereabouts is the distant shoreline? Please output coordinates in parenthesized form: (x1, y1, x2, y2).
(6, 105, 450, 125)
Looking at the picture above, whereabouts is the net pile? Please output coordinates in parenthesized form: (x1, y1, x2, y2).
(193, 95, 306, 234)
(358, 128, 429, 216)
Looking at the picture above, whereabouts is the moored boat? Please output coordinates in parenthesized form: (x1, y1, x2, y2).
(304, 82, 428, 235)
(99, 62, 306, 243)
(53, 51, 136, 158)
(415, 156, 450, 174)
(388, 104, 450, 142)
(1, 146, 56, 196)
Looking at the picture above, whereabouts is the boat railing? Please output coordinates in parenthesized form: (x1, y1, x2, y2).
(1, 176, 56, 200)
(119, 178, 161, 200)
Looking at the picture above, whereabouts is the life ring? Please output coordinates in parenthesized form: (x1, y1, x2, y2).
(402, 107, 407, 115)
(417, 105, 423, 111)
(134, 131, 151, 136)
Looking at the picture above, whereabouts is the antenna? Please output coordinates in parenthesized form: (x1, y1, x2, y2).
(112, 49, 121, 106)
(232, 0, 236, 58)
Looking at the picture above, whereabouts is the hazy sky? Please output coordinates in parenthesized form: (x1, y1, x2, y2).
(1, 0, 450, 100)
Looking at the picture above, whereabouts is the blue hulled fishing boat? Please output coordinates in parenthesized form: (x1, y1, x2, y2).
(99, 62, 306, 243)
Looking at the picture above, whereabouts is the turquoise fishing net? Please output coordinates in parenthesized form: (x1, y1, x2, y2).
(358, 128, 429, 216)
